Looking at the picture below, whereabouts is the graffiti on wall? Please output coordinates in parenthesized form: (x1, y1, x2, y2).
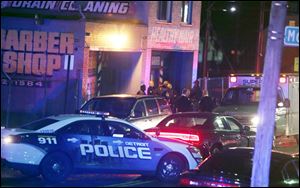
(148, 26, 198, 50)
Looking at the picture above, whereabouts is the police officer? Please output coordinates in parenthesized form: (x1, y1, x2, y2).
(174, 88, 193, 112)
(199, 90, 215, 112)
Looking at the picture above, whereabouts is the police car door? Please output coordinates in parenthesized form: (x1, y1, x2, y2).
(56, 120, 94, 169)
(95, 120, 163, 172)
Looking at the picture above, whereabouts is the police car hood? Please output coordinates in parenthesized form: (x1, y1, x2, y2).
(213, 104, 258, 115)
(1, 128, 35, 137)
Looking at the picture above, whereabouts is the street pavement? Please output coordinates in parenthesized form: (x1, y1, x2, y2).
(2, 143, 298, 187)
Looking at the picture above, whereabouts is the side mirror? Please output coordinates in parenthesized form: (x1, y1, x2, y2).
(284, 99, 290, 108)
(129, 110, 135, 118)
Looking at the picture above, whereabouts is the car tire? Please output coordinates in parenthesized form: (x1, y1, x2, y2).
(156, 154, 187, 183)
(40, 152, 72, 183)
(210, 146, 222, 155)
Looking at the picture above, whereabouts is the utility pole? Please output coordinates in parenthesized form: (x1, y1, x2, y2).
(251, 1, 287, 187)
(255, 2, 265, 73)
(202, 2, 214, 92)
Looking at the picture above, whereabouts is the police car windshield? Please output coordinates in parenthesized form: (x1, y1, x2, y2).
(222, 88, 260, 105)
(21, 118, 59, 130)
(81, 98, 136, 119)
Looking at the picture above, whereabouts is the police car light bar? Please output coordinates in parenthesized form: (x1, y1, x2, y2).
(79, 110, 110, 117)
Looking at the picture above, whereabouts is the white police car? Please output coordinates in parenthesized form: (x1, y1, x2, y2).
(1, 112, 202, 183)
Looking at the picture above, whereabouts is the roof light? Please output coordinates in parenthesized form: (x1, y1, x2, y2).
(279, 77, 286, 83)
(230, 76, 237, 83)
(79, 110, 110, 117)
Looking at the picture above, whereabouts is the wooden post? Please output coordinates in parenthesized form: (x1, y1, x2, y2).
(251, 1, 287, 187)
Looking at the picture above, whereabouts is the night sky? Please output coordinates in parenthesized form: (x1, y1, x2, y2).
(201, 1, 272, 75)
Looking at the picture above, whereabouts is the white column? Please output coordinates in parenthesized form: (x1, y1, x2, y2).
(192, 50, 199, 84)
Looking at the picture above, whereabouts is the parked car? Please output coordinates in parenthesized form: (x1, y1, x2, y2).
(144, 112, 255, 158)
(79, 94, 172, 130)
(180, 147, 299, 187)
(1, 113, 202, 183)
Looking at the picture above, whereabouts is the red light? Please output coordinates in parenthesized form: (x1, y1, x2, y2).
(145, 132, 156, 137)
(180, 178, 239, 187)
(279, 77, 286, 83)
(146, 132, 199, 142)
(230, 76, 237, 83)
(180, 178, 191, 186)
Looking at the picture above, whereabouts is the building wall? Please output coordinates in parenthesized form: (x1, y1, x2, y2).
(143, 1, 202, 89)
(1, 17, 85, 126)
(147, 1, 201, 50)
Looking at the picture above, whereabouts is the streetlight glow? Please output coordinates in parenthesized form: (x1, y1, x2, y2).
(230, 6, 237, 12)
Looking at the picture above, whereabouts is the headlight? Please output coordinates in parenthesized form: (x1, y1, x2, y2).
(251, 116, 259, 126)
(3, 136, 13, 144)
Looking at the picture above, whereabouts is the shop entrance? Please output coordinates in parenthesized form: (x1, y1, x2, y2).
(151, 51, 194, 94)
(89, 51, 141, 96)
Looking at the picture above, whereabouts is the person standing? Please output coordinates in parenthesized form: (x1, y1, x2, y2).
(147, 80, 156, 95)
(174, 88, 192, 112)
(190, 79, 202, 111)
(199, 90, 215, 112)
(137, 84, 146, 95)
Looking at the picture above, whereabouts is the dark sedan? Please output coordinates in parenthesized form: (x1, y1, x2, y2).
(180, 147, 299, 187)
(144, 112, 255, 158)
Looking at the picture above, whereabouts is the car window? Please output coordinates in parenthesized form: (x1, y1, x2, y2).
(132, 101, 146, 118)
(157, 98, 171, 114)
(161, 117, 207, 128)
(106, 121, 148, 140)
(80, 98, 136, 119)
(213, 117, 227, 130)
(145, 99, 159, 116)
(226, 117, 241, 132)
(57, 120, 104, 135)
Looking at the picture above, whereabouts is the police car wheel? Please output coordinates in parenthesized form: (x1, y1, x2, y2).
(40, 152, 72, 182)
(157, 154, 186, 182)
(211, 147, 221, 155)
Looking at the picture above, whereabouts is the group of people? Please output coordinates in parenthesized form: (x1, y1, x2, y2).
(137, 79, 216, 113)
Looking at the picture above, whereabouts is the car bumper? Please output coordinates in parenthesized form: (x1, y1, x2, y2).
(2, 158, 39, 174)
(1, 143, 46, 165)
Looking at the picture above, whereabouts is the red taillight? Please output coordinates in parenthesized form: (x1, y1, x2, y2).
(279, 77, 286, 83)
(180, 178, 193, 186)
(146, 131, 200, 142)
